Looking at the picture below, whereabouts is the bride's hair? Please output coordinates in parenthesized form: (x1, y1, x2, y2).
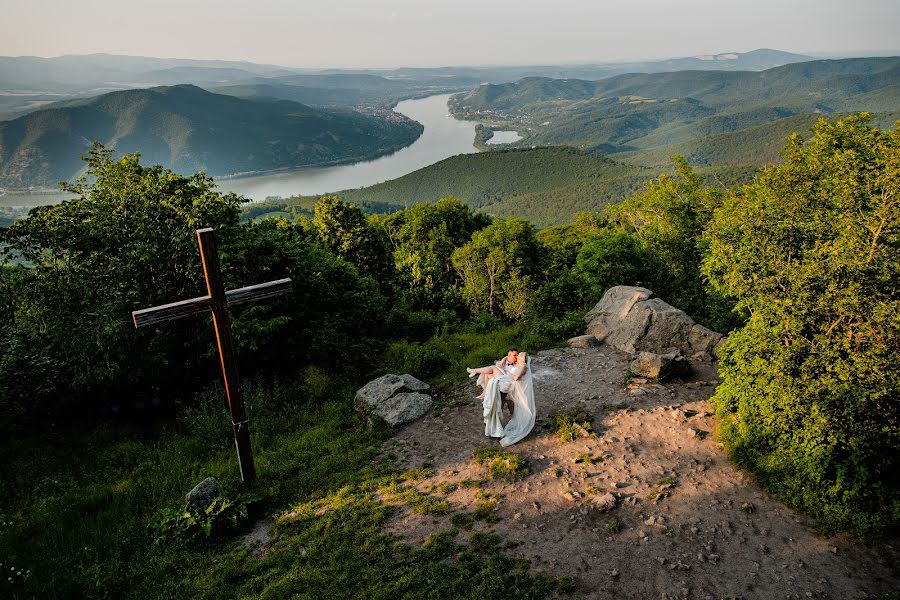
(516, 352, 527, 366)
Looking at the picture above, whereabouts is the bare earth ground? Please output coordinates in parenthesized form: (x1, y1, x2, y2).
(378, 344, 899, 600)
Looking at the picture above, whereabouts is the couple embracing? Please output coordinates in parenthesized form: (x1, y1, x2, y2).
(466, 348, 536, 447)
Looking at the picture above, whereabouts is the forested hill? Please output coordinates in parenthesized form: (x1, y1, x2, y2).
(450, 57, 900, 166)
(248, 147, 659, 228)
(456, 57, 900, 111)
(0, 84, 423, 188)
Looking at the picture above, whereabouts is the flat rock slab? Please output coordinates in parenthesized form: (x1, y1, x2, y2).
(356, 374, 433, 427)
(373, 392, 434, 427)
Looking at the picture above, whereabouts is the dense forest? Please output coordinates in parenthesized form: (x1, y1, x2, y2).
(0, 114, 897, 597)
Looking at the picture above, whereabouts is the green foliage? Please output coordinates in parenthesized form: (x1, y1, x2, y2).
(605, 157, 740, 331)
(474, 447, 529, 483)
(452, 218, 541, 318)
(375, 197, 489, 311)
(702, 114, 900, 537)
(0, 152, 390, 425)
(549, 409, 596, 443)
(310, 196, 393, 281)
(152, 493, 261, 544)
(0, 144, 243, 419)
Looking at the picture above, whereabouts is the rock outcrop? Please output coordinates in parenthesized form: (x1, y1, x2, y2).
(355, 374, 433, 427)
(585, 286, 724, 360)
(186, 476, 222, 514)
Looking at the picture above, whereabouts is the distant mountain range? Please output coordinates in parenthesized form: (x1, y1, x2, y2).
(0, 49, 818, 121)
(0, 84, 423, 188)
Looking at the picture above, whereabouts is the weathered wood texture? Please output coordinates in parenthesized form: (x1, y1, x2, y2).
(131, 279, 292, 328)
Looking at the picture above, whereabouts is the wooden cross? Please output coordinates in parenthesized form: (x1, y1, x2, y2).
(132, 227, 292, 482)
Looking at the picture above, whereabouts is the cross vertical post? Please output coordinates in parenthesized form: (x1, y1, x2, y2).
(196, 228, 256, 482)
(133, 227, 292, 483)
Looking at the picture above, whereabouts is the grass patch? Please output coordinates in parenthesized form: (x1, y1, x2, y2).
(548, 409, 596, 443)
(437, 482, 458, 495)
(459, 478, 486, 489)
(474, 447, 530, 483)
(575, 452, 602, 465)
(606, 519, 623, 534)
(380, 481, 450, 515)
(450, 512, 475, 530)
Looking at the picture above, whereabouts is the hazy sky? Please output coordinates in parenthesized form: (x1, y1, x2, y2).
(1, 0, 898, 68)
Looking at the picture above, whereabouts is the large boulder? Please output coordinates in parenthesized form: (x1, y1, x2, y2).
(186, 477, 222, 514)
(585, 286, 723, 358)
(355, 374, 432, 427)
(371, 392, 434, 427)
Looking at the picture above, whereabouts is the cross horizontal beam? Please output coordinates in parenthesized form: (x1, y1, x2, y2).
(132, 278, 292, 328)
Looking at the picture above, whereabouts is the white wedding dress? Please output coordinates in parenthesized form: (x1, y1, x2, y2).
(478, 357, 535, 447)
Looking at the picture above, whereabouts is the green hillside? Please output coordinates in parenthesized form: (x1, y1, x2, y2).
(450, 57, 900, 166)
(250, 147, 658, 228)
(0, 84, 423, 188)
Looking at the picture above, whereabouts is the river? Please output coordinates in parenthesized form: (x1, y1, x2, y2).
(0, 94, 482, 207)
(215, 93, 480, 200)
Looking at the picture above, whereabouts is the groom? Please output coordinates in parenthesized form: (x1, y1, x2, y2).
(492, 349, 520, 415)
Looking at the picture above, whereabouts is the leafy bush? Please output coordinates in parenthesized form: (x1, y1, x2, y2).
(152, 493, 261, 544)
(702, 115, 900, 537)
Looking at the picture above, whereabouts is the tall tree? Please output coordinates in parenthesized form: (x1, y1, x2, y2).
(452, 218, 541, 319)
(702, 115, 900, 536)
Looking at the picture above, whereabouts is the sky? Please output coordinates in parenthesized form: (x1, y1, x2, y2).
(1, 0, 898, 68)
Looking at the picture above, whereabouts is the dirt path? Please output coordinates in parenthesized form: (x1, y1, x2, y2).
(379, 344, 899, 599)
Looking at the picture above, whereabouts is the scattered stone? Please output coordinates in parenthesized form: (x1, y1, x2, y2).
(185, 477, 222, 514)
(513, 512, 523, 520)
(741, 502, 755, 514)
(610, 569, 619, 578)
(594, 493, 618, 512)
(629, 350, 688, 380)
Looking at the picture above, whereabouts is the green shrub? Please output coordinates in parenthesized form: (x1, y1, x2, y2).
(474, 447, 529, 482)
(151, 493, 261, 544)
(549, 409, 596, 443)
(702, 115, 900, 537)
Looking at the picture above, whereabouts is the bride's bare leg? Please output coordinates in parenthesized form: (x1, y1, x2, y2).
(474, 366, 503, 399)
(475, 372, 494, 399)
(467, 365, 496, 376)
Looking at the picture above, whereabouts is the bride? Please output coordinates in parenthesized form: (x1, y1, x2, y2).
(466, 349, 535, 447)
